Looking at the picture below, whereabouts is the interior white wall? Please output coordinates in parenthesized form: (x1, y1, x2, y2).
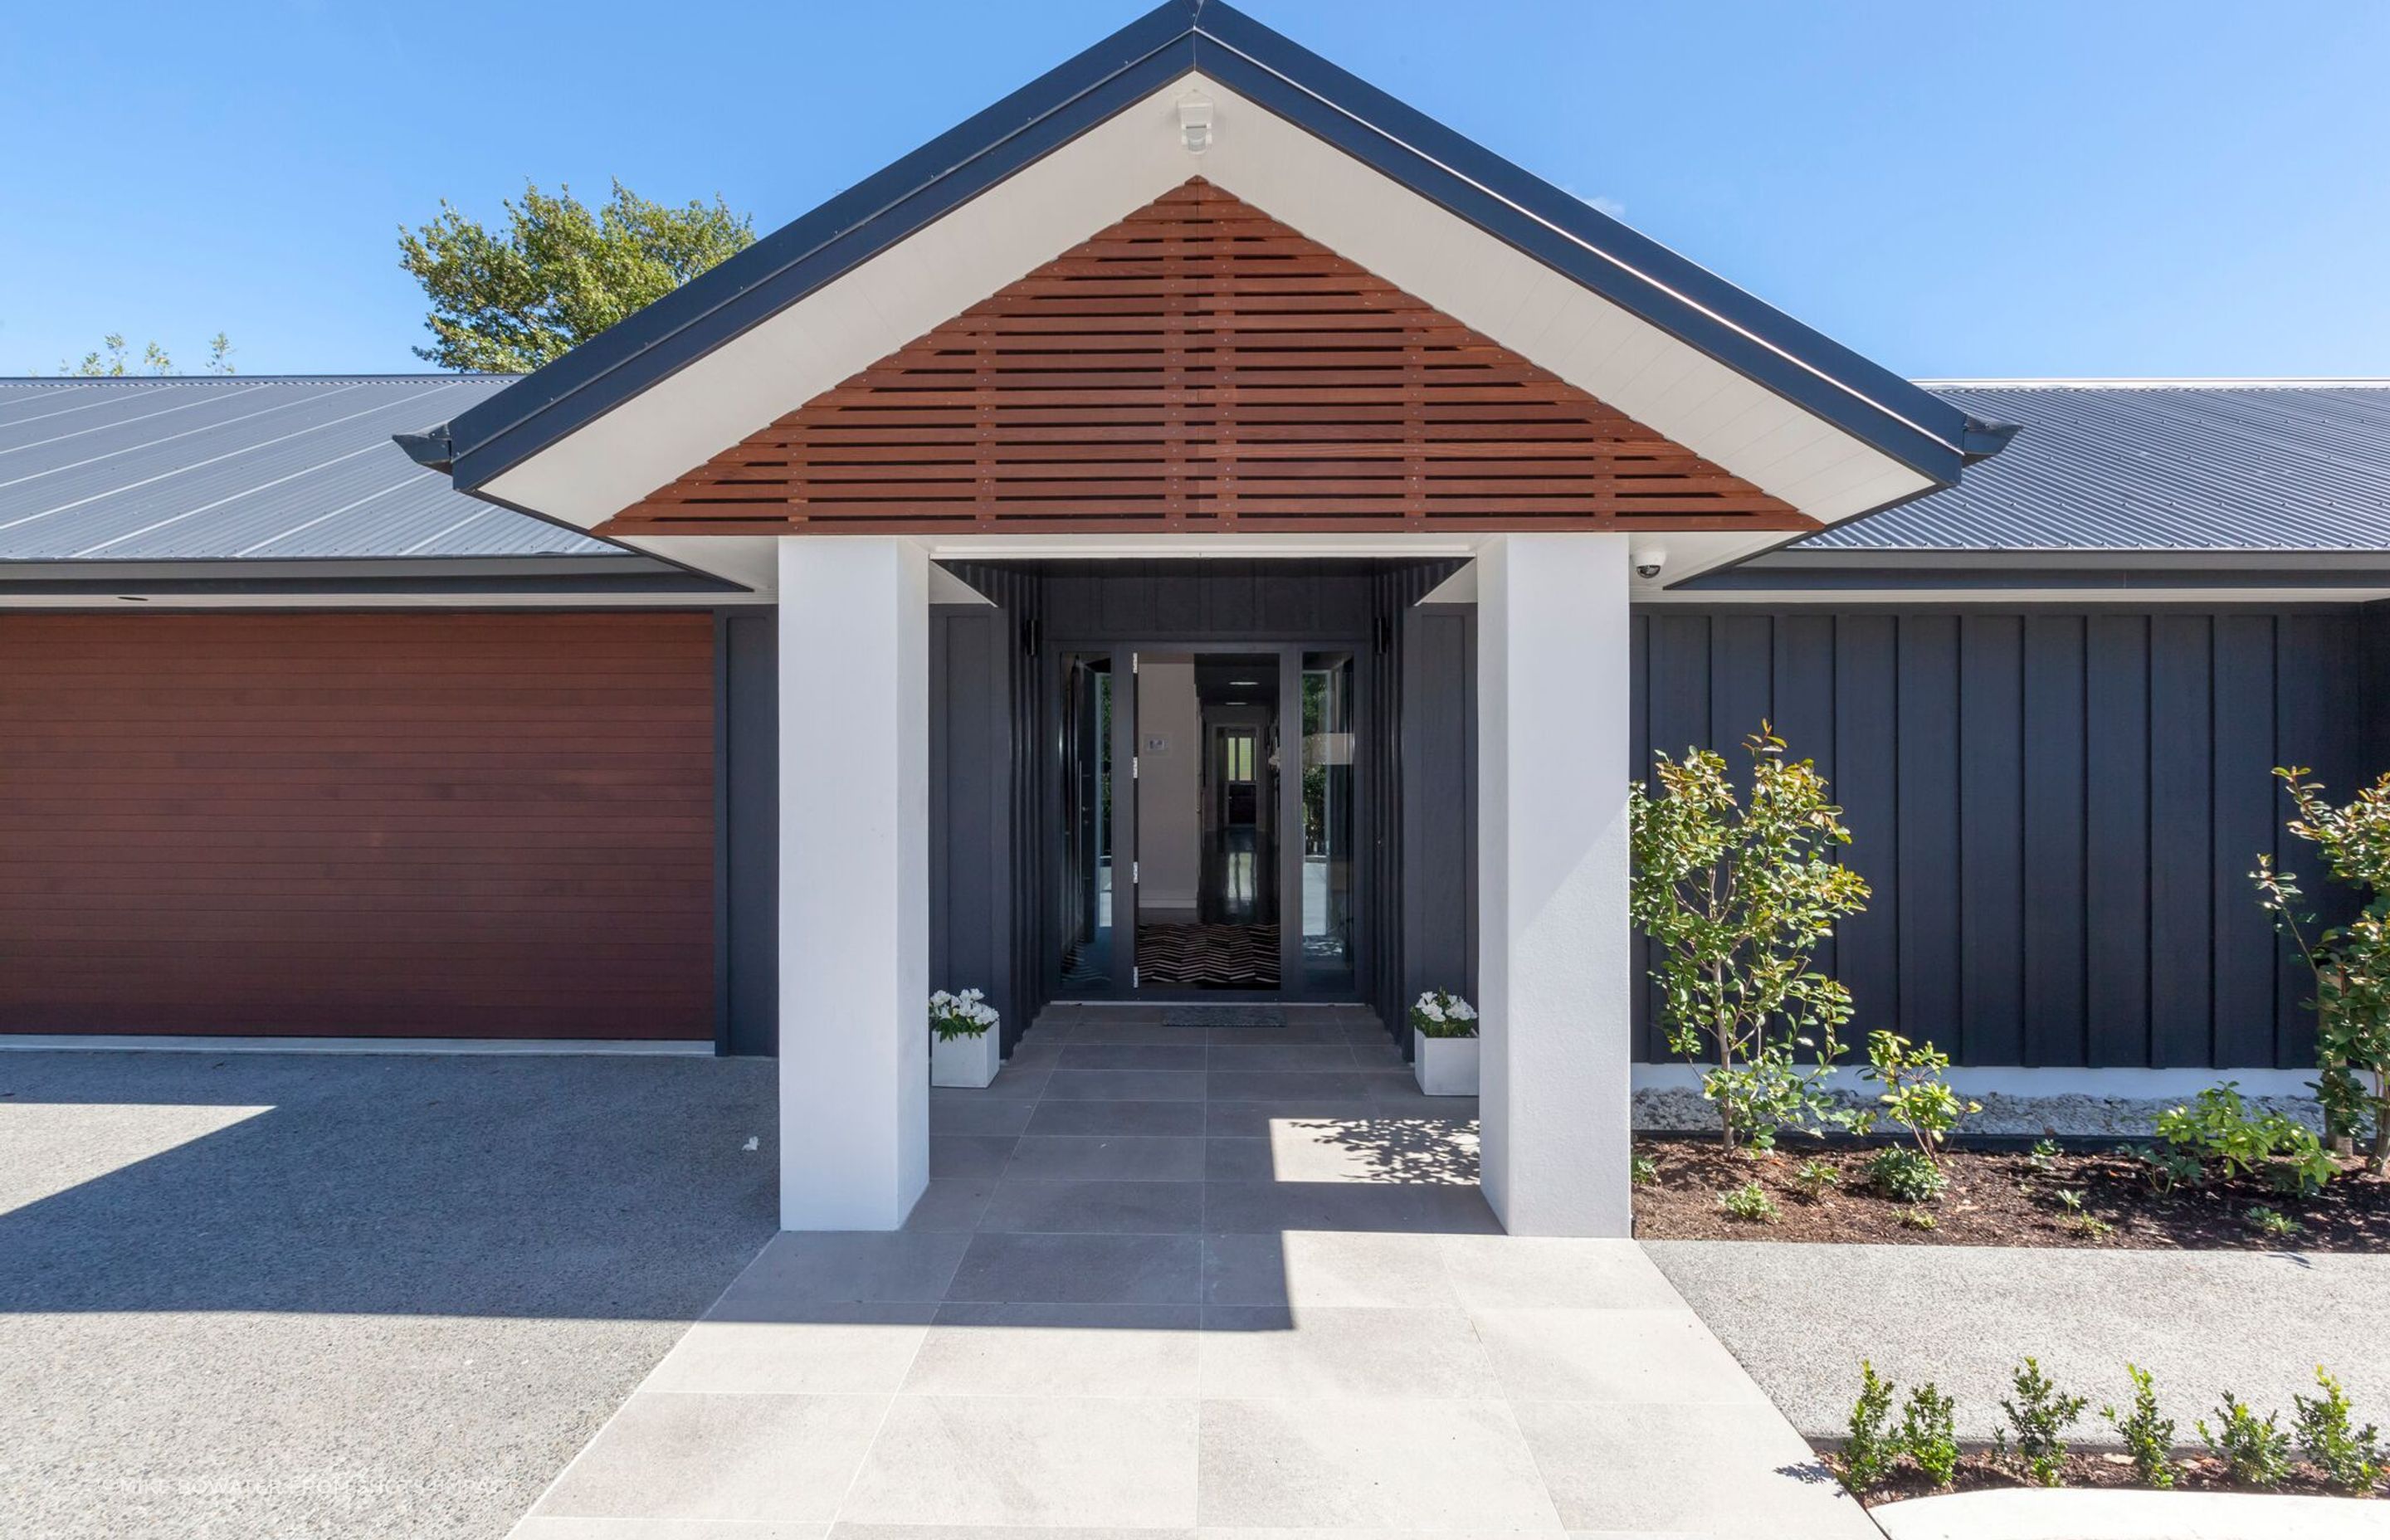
(1136, 655, 1202, 918)
(777, 535, 930, 1231)
(1476, 533, 1633, 1236)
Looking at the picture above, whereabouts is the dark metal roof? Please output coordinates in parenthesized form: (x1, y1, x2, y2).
(0, 376, 621, 562)
(424, 0, 1988, 496)
(1807, 383, 2390, 553)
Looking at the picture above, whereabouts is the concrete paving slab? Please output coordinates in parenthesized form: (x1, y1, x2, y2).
(1871, 1487, 2390, 1539)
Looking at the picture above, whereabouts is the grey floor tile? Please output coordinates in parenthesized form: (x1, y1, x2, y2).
(1202, 1180, 1501, 1235)
(971, 1066, 1052, 1101)
(1202, 1231, 1460, 1308)
(946, 1231, 1203, 1304)
(1027, 1099, 1207, 1138)
(709, 1232, 971, 1314)
(1196, 1397, 1561, 1530)
(1058, 1043, 1209, 1071)
(1205, 1044, 1361, 1072)
(1007, 1134, 1207, 1182)
(1202, 1099, 1377, 1137)
(1045, 1068, 1210, 1101)
(1206, 1070, 1371, 1101)
(1471, 1307, 1772, 1405)
(1198, 1305, 1502, 1400)
(842, 1395, 1199, 1527)
(977, 1178, 1205, 1235)
(928, 1094, 1036, 1137)
(905, 1302, 1201, 1396)
(902, 1178, 998, 1233)
(1510, 1401, 1864, 1537)
(641, 1310, 935, 1396)
(1436, 1236, 1686, 1311)
(928, 1135, 1017, 1179)
(1202, 1138, 1276, 1182)
(534, 1391, 888, 1523)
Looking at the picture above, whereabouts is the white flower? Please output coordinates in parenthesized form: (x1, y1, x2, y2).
(1418, 1000, 1446, 1022)
(741, 1136, 759, 1152)
(1449, 1000, 1477, 1021)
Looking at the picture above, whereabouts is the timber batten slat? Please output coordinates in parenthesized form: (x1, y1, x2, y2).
(598, 179, 1815, 538)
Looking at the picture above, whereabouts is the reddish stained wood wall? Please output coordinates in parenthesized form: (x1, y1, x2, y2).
(0, 612, 716, 1039)
(600, 178, 1816, 539)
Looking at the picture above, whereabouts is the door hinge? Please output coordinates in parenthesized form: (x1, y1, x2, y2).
(1131, 860, 1139, 883)
(1132, 965, 1141, 988)
(1132, 754, 1139, 779)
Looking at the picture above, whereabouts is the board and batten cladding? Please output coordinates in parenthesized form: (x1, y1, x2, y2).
(0, 611, 716, 1038)
(1630, 607, 2378, 1070)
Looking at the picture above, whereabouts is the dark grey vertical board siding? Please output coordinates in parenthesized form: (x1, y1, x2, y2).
(928, 605, 1016, 1040)
(1708, 613, 1774, 773)
(721, 611, 781, 1056)
(1639, 605, 2360, 1071)
(2147, 616, 2215, 1068)
(1401, 605, 1476, 1019)
(2211, 616, 2280, 1068)
(1957, 616, 2025, 1064)
(2273, 611, 2358, 1065)
(2021, 616, 2088, 1066)
(1895, 616, 1963, 1055)
(2083, 615, 2153, 1066)
(1831, 615, 1901, 1050)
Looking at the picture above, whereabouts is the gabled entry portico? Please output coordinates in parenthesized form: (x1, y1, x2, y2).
(402, 2, 2006, 1240)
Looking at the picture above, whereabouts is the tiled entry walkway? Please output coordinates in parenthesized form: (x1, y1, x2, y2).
(510, 1006, 1871, 1539)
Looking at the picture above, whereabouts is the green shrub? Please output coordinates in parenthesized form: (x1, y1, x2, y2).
(1898, 1206, 1938, 1231)
(2246, 1205, 2305, 1240)
(1900, 1382, 1959, 1488)
(1630, 726, 1869, 1154)
(2052, 1187, 2085, 1214)
(1631, 1152, 1659, 1187)
(1866, 1146, 1949, 1203)
(1719, 1180, 1778, 1223)
(2001, 1358, 2088, 1487)
(2154, 1084, 2334, 1195)
(2028, 1137, 2062, 1174)
(1854, 1029, 1980, 1166)
(1792, 1157, 1840, 1201)
(2295, 1367, 2383, 1494)
(2124, 1143, 2207, 1195)
(1836, 1361, 1900, 1494)
(2102, 1364, 2176, 1489)
(2199, 1391, 2293, 1487)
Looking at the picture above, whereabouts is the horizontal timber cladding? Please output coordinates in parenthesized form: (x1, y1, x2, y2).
(0, 612, 716, 1038)
(1632, 607, 2380, 1070)
(600, 178, 1818, 539)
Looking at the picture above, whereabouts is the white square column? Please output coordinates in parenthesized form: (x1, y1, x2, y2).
(1475, 533, 1633, 1235)
(778, 535, 931, 1231)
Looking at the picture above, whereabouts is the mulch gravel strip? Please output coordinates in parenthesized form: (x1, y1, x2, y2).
(1633, 1138, 2390, 1250)
(1826, 1448, 2379, 1504)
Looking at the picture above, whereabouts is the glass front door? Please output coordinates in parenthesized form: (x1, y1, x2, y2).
(1054, 641, 1365, 1000)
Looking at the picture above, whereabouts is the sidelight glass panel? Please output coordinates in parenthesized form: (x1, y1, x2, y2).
(1060, 652, 1115, 992)
(1300, 651, 1356, 987)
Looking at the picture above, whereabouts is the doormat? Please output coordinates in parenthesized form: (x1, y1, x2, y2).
(1160, 1006, 1285, 1029)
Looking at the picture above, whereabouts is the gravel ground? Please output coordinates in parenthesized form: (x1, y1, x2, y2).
(1650, 1239, 2390, 1447)
(1635, 1085, 2327, 1138)
(0, 1050, 777, 1540)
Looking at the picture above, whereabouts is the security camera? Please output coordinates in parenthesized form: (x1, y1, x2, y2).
(1634, 548, 1667, 581)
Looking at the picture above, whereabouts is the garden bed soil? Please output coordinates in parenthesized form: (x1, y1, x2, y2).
(1633, 1138, 2390, 1250)
(1823, 1446, 2378, 1505)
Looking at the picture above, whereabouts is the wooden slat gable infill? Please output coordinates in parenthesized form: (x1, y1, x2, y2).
(598, 179, 1819, 538)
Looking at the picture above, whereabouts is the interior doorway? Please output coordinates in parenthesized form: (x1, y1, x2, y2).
(1054, 642, 1363, 999)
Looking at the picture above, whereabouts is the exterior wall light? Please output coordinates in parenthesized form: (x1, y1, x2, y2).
(1178, 92, 1215, 154)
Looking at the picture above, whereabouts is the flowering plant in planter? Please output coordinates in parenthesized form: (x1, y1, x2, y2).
(929, 988, 997, 1040)
(929, 988, 1000, 1088)
(1411, 989, 1479, 1095)
(1410, 989, 1478, 1038)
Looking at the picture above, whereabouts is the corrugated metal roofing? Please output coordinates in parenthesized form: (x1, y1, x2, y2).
(1807, 383, 2390, 552)
(0, 376, 617, 561)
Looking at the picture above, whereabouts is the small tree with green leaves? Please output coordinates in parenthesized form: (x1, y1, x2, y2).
(57, 331, 233, 377)
(2253, 765, 2390, 1170)
(399, 179, 754, 373)
(1630, 724, 1870, 1153)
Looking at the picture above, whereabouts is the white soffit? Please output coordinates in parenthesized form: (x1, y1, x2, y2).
(482, 75, 1934, 559)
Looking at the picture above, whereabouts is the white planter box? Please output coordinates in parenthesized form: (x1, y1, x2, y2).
(930, 1027, 1000, 1089)
(1412, 1031, 1480, 1095)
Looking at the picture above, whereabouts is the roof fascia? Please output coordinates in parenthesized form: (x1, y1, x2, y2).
(443, 4, 1203, 491)
(439, 0, 1988, 498)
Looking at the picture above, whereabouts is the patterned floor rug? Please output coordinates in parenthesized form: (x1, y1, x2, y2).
(1134, 922, 1280, 988)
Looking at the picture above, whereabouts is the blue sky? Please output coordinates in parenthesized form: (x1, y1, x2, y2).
(5, 0, 2386, 379)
